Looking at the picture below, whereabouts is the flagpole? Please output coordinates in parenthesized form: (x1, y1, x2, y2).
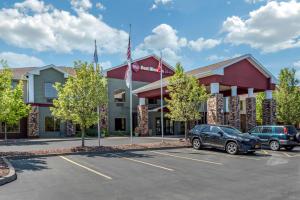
(129, 25, 133, 145)
(94, 40, 101, 147)
(160, 51, 164, 143)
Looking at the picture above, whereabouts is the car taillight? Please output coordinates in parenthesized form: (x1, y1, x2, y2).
(283, 127, 288, 135)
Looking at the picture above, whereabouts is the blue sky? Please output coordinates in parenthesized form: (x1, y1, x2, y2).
(0, 0, 300, 79)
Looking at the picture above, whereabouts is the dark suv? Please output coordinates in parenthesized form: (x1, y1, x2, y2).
(189, 124, 261, 155)
(248, 125, 300, 151)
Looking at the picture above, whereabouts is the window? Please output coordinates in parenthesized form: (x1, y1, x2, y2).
(0, 122, 20, 133)
(115, 118, 126, 131)
(239, 100, 244, 111)
(201, 125, 210, 132)
(274, 127, 284, 133)
(114, 89, 126, 102)
(262, 127, 272, 133)
(148, 98, 157, 105)
(45, 82, 57, 98)
(250, 127, 262, 133)
(210, 126, 221, 133)
(45, 116, 60, 132)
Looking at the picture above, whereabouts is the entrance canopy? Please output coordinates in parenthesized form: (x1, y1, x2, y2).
(133, 54, 277, 98)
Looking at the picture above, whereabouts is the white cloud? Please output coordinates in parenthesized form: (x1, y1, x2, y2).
(71, 0, 92, 12)
(15, 0, 51, 13)
(293, 60, 300, 67)
(100, 61, 111, 69)
(134, 24, 186, 63)
(222, 0, 300, 53)
(188, 38, 221, 52)
(0, 52, 44, 67)
(96, 2, 106, 10)
(245, 0, 265, 4)
(0, 0, 128, 55)
(150, 0, 173, 10)
(134, 23, 221, 64)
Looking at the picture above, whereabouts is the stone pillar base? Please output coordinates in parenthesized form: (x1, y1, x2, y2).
(263, 99, 276, 125)
(99, 105, 108, 131)
(246, 97, 256, 131)
(135, 105, 149, 136)
(229, 96, 240, 129)
(207, 94, 224, 125)
(27, 106, 39, 137)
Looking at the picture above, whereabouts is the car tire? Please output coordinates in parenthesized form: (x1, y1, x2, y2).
(226, 141, 238, 155)
(284, 146, 294, 151)
(269, 140, 280, 151)
(192, 138, 201, 150)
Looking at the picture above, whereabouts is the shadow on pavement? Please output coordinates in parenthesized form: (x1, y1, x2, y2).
(9, 157, 49, 174)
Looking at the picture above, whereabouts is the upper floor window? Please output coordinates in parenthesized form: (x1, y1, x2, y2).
(148, 98, 157, 105)
(114, 89, 126, 102)
(45, 82, 57, 99)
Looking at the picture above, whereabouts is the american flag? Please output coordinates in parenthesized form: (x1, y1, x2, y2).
(125, 36, 131, 88)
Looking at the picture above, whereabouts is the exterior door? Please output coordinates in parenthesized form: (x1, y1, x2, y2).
(260, 126, 273, 143)
(208, 126, 224, 147)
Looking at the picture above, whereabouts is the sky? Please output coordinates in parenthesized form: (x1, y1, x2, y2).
(0, 0, 300, 79)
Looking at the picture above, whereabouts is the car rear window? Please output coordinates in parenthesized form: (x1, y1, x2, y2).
(262, 127, 272, 133)
(201, 125, 210, 132)
(286, 126, 297, 135)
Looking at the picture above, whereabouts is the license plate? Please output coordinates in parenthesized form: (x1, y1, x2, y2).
(255, 144, 260, 148)
(290, 136, 294, 140)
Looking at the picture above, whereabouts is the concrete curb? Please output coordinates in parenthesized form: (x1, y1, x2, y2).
(0, 157, 17, 186)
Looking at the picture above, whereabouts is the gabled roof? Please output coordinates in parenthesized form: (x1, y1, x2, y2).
(26, 64, 75, 78)
(104, 54, 175, 74)
(133, 54, 277, 94)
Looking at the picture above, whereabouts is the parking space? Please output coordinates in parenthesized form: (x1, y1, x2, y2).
(1, 147, 299, 200)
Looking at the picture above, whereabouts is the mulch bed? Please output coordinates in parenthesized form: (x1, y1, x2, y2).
(0, 140, 191, 158)
(0, 157, 9, 177)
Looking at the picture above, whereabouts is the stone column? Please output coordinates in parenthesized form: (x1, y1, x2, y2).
(262, 90, 276, 125)
(135, 105, 149, 136)
(27, 105, 39, 137)
(99, 105, 108, 131)
(228, 86, 240, 129)
(207, 83, 224, 125)
(246, 88, 256, 131)
(66, 121, 75, 136)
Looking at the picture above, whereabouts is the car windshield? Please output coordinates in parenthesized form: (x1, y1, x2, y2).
(220, 126, 243, 135)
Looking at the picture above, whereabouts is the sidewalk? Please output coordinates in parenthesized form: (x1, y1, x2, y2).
(0, 136, 183, 153)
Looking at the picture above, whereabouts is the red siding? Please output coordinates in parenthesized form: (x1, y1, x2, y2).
(107, 57, 174, 83)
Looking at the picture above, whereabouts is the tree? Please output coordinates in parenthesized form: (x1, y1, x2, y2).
(51, 61, 107, 147)
(165, 63, 209, 140)
(256, 92, 265, 125)
(0, 60, 31, 143)
(275, 68, 300, 124)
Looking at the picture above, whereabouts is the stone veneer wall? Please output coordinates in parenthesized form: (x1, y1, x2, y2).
(207, 94, 224, 125)
(99, 105, 108, 131)
(65, 121, 75, 136)
(262, 99, 276, 125)
(246, 97, 256, 131)
(228, 96, 240, 129)
(27, 106, 39, 137)
(135, 105, 149, 136)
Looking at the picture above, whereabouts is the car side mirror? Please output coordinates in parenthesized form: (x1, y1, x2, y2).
(218, 131, 223, 136)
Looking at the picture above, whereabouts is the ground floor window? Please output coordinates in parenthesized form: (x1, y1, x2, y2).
(0, 122, 20, 133)
(115, 118, 126, 131)
(45, 116, 60, 132)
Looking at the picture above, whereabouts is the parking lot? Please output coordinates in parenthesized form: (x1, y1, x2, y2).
(1, 147, 299, 200)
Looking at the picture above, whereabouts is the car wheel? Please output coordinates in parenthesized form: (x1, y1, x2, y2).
(192, 138, 201, 150)
(284, 146, 294, 151)
(226, 142, 238, 155)
(269, 140, 280, 151)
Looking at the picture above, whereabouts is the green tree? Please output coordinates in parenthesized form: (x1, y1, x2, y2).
(51, 61, 107, 147)
(165, 63, 209, 140)
(275, 68, 300, 124)
(256, 92, 265, 125)
(0, 60, 31, 143)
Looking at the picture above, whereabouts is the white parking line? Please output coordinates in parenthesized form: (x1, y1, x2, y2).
(188, 149, 261, 160)
(109, 153, 175, 172)
(60, 156, 112, 180)
(150, 150, 223, 165)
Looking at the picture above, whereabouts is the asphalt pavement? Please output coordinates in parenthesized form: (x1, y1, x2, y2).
(1, 147, 299, 200)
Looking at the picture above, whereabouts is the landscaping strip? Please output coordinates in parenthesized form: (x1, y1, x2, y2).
(0, 157, 17, 186)
(1, 141, 191, 159)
